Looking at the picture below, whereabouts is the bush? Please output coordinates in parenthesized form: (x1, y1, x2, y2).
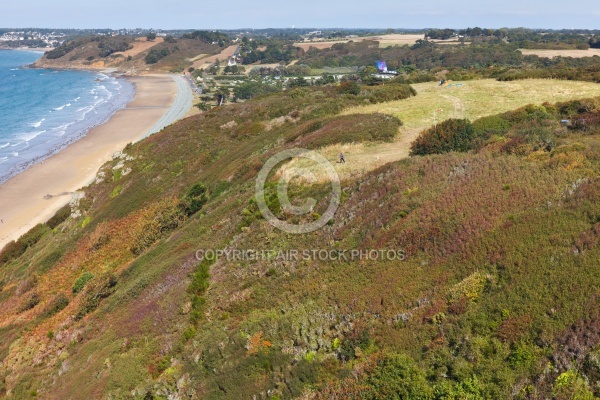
(362, 354, 434, 400)
(233, 81, 279, 100)
(97, 37, 131, 57)
(18, 292, 40, 313)
(362, 84, 417, 104)
(472, 115, 511, 138)
(47, 204, 71, 229)
(45, 39, 82, 59)
(42, 293, 69, 317)
(0, 223, 50, 264)
(145, 48, 170, 64)
(410, 119, 476, 155)
(182, 183, 209, 216)
(130, 199, 186, 255)
(72, 272, 94, 294)
(290, 113, 402, 148)
(75, 274, 117, 320)
(338, 81, 360, 95)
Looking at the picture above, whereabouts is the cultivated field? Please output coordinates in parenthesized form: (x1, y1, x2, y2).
(294, 33, 423, 51)
(519, 48, 600, 58)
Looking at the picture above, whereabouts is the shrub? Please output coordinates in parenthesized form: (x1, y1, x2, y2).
(42, 293, 69, 317)
(130, 199, 186, 255)
(145, 48, 170, 64)
(97, 37, 131, 57)
(47, 204, 71, 229)
(75, 274, 117, 320)
(45, 39, 82, 59)
(338, 81, 360, 95)
(0, 223, 50, 264)
(182, 183, 209, 216)
(18, 292, 40, 313)
(291, 113, 402, 148)
(72, 272, 94, 294)
(472, 115, 511, 138)
(410, 119, 476, 155)
(362, 84, 417, 104)
(362, 354, 434, 400)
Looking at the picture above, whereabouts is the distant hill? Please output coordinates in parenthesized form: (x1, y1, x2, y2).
(33, 33, 229, 74)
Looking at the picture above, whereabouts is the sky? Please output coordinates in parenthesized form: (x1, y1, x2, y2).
(2, 0, 599, 30)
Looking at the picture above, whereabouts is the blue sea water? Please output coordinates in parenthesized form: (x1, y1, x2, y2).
(0, 50, 134, 183)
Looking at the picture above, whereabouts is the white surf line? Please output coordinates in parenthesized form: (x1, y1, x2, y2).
(139, 75, 193, 141)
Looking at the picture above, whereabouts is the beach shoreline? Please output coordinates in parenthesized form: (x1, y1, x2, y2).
(0, 72, 135, 185)
(0, 74, 192, 250)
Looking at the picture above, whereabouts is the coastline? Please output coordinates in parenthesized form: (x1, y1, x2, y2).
(0, 74, 192, 249)
(0, 72, 135, 185)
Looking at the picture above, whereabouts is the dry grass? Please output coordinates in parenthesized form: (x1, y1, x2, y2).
(192, 45, 238, 69)
(282, 79, 600, 181)
(294, 34, 423, 51)
(519, 48, 600, 58)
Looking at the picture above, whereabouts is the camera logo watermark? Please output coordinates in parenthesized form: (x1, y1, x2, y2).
(255, 148, 341, 234)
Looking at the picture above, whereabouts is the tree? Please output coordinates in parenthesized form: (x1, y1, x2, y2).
(146, 32, 157, 42)
(361, 66, 378, 77)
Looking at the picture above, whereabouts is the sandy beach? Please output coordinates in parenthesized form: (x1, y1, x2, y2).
(0, 74, 192, 249)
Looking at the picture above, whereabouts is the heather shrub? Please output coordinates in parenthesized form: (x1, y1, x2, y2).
(182, 183, 209, 216)
(292, 113, 402, 148)
(130, 199, 186, 255)
(362, 84, 417, 104)
(75, 274, 117, 320)
(42, 293, 69, 317)
(472, 115, 511, 138)
(18, 292, 40, 313)
(46, 204, 71, 229)
(338, 81, 360, 95)
(410, 119, 476, 155)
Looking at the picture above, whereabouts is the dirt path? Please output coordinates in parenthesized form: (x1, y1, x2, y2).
(441, 94, 466, 119)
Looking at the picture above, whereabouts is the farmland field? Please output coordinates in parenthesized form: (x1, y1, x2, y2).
(519, 48, 600, 58)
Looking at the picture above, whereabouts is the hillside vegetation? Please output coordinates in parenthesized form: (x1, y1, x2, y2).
(0, 76, 600, 400)
(33, 32, 228, 74)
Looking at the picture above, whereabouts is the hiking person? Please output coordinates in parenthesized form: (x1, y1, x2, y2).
(339, 152, 345, 164)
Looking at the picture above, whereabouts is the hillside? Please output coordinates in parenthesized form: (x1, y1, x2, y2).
(0, 78, 600, 399)
(33, 35, 225, 74)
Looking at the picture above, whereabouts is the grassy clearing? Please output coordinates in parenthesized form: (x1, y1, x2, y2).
(344, 79, 600, 130)
(321, 79, 600, 177)
(519, 48, 600, 58)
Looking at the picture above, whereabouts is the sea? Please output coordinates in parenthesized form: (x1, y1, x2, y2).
(0, 50, 134, 184)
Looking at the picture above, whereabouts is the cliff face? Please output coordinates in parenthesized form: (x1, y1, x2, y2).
(33, 56, 117, 70)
